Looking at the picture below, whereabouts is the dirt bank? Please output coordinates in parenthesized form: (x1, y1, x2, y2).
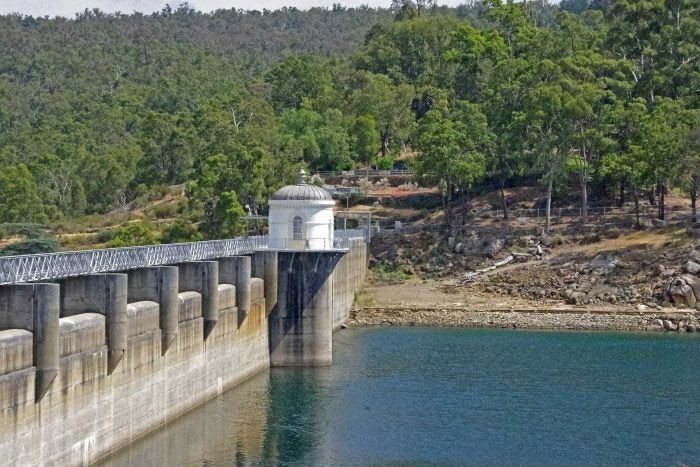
(353, 280, 700, 332)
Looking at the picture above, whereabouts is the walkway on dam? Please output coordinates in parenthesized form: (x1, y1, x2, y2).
(0, 229, 365, 285)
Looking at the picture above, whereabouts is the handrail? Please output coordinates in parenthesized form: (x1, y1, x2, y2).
(0, 229, 367, 285)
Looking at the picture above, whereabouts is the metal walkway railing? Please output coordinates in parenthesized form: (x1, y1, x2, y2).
(0, 229, 367, 285)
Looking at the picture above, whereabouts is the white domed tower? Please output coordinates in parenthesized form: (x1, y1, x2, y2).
(268, 170, 335, 250)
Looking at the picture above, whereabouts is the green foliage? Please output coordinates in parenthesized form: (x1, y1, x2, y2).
(160, 220, 203, 244)
(0, 236, 60, 257)
(413, 103, 491, 222)
(356, 15, 461, 86)
(0, 164, 45, 223)
(350, 114, 380, 167)
(94, 229, 117, 244)
(375, 155, 395, 170)
(265, 54, 334, 110)
(106, 222, 157, 248)
(372, 262, 411, 281)
(350, 73, 416, 156)
(0, 223, 47, 240)
(146, 203, 179, 220)
(199, 191, 246, 240)
(0, 1, 699, 234)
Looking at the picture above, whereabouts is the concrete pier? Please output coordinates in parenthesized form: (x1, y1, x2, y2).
(127, 267, 179, 355)
(269, 251, 344, 366)
(253, 250, 279, 315)
(0, 283, 60, 401)
(61, 274, 128, 373)
(219, 256, 251, 325)
(177, 261, 219, 340)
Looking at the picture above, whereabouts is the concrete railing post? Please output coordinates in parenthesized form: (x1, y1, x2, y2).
(61, 274, 128, 374)
(178, 261, 219, 340)
(252, 251, 278, 315)
(219, 256, 251, 325)
(0, 283, 60, 401)
(127, 266, 179, 355)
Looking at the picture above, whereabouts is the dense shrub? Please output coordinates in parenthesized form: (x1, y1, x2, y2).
(0, 236, 60, 256)
(106, 223, 157, 248)
(160, 220, 203, 244)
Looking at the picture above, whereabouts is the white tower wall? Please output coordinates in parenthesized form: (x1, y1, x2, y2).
(268, 199, 335, 250)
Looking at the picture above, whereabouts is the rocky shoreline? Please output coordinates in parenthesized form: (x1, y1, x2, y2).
(350, 306, 700, 333)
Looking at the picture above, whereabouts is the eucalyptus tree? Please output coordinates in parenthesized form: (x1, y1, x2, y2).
(606, 0, 700, 105)
(413, 103, 491, 225)
(521, 58, 582, 234)
(555, 11, 623, 224)
(447, 10, 529, 220)
(0, 163, 45, 223)
(638, 98, 694, 220)
(349, 73, 416, 157)
(354, 14, 462, 88)
(350, 114, 380, 169)
(598, 99, 648, 227)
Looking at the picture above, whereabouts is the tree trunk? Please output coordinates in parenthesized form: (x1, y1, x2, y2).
(499, 176, 508, 220)
(633, 186, 640, 229)
(380, 129, 389, 156)
(580, 172, 588, 224)
(461, 188, 468, 226)
(545, 176, 553, 234)
(648, 186, 656, 206)
(445, 179, 453, 225)
(691, 175, 698, 223)
(441, 193, 447, 224)
(658, 181, 666, 220)
(618, 181, 625, 208)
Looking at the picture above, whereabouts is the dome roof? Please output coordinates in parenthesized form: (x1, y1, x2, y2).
(270, 170, 332, 201)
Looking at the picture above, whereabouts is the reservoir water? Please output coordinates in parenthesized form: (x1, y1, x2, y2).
(102, 327, 700, 465)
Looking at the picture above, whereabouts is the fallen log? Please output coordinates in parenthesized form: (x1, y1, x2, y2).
(460, 254, 515, 285)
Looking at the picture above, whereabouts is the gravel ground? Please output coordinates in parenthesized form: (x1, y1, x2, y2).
(351, 306, 700, 332)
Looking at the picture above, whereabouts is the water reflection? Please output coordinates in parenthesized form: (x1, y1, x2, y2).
(101, 367, 330, 466)
(262, 367, 329, 465)
(100, 371, 271, 466)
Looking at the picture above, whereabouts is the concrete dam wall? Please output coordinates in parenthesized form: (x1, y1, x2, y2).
(0, 240, 367, 465)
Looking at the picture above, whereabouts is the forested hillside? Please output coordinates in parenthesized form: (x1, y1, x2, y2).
(0, 0, 698, 248)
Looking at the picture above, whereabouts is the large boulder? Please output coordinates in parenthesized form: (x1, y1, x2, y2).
(479, 238, 505, 258)
(689, 250, 700, 263)
(680, 274, 700, 301)
(567, 291, 588, 305)
(667, 277, 697, 308)
(585, 254, 618, 275)
(663, 319, 678, 331)
(682, 260, 700, 274)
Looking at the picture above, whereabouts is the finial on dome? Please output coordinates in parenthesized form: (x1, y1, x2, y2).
(298, 168, 307, 185)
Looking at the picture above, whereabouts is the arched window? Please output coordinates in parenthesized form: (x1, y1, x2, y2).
(292, 216, 303, 240)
